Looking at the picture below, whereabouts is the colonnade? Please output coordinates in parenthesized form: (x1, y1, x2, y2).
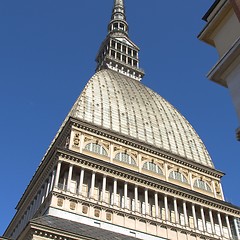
(11, 170, 56, 240)
(53, 161, 239, 239)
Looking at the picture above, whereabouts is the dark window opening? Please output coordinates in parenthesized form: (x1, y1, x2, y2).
(117, 53, 121, 60)
(111, 50, 115, 57)
(117, 43, 121, 50)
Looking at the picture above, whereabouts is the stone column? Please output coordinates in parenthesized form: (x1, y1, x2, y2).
(154, 192, 159, 218)
(45, 176, 51, 198)
(78, 168, 85, 195)
(219, 183, 225, 201)
(209, 209, 215, 234)
(63, 172, 67, 189)
(27, 202, 32, 220)
(36, 190, 42, 211)
(174, 198, 179, 224)
(67, 164, 73, 192)
(50, 170, 56, 191)
(164, 195, 169, 221)
(201, 206, 206, 232)
(34, 194, 40, 214)
(211, 181, 217, 198)
(113, 178, 118, 206)
(217, 212, 223, 236)
(192, 204, 197, 229)
(183, 201, 189, 226)
(54, 161, 62, 187)
(90, 171, 96, 198)
(41, 182, 47, 203)
(102, 175, 106, 202)
(145, 188, 149, 215)
(124, 182, 128, 209)
(31, 196, 37, 218)
(134, 185, 138, 212)
(225, 215, 232, 239)
(234, 218, 240, 240)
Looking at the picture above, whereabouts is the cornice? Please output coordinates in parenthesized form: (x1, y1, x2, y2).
(198, 0, 230, 46)
(69, 117, 224, 178)
(56, 148, 240, 215)
(30, 224, 76, 240)
(207, 36, 240, 86)
(49, 196, 229, 240)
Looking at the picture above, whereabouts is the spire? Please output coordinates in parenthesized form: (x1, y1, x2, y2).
(108, 0, 128, 36)
(95, 0, 144, 81)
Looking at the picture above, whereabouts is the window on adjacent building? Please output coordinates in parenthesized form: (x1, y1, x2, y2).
(114, 152, 136, 165)
(193, 179, 212, 192)
(169, 171, 188, 183)
(142, 162, 163, 175)
(84, 143, 107, 156)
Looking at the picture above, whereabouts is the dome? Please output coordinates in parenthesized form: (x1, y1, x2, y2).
(71, 69, 213, 168)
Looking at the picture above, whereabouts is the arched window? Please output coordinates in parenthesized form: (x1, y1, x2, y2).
(84, 143, 107, 156)
(193, 179, 212, 192)
(142, 162, 163, 175)
(114, 152, 136, 165)
(169, 171, 188, 183)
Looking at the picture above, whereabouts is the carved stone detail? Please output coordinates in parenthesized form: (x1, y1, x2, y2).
(73, 133, 80, 146)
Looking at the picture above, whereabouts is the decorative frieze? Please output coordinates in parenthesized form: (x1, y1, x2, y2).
(70, 118, 224, 178)
(70, 123, 223, 189)
(51, 192, 233, 240)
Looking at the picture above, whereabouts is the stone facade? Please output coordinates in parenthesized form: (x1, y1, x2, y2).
(199, 0, 240, 140)
(3, 1, 240, 240)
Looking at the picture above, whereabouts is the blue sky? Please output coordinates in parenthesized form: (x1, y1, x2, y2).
(0, 0, 239, 235)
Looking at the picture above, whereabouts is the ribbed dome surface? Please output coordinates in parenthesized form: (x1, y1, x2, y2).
(71, 69, 213, 168)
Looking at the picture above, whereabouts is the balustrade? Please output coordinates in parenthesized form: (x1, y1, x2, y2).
(51, 161, 236, 239)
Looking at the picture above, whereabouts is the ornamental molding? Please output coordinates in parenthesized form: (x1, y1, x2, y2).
(56, 148, 240, 215)
(69, 117, 224, 178)
(51, 193, 228, 240)
(32, 228, 75, 240)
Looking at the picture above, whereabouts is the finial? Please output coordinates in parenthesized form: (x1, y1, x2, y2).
(114, 0, 124, 7)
